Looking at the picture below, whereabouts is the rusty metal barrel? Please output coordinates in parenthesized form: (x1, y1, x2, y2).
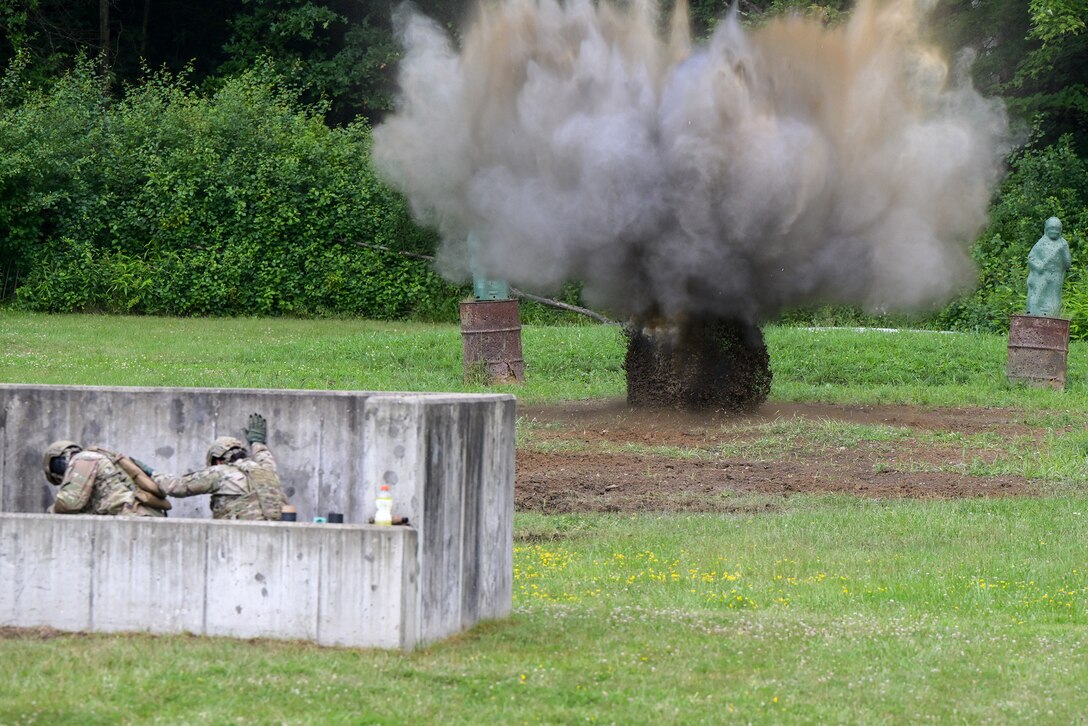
(1006, 314, 1070, 390)
(459, 299, 525, 384)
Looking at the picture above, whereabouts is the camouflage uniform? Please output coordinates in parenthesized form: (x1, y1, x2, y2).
(163, 442, 287, 520)
(50, 448, 168, 517)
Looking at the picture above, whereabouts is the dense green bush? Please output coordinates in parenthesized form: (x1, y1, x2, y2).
(0, 57, 461, 319)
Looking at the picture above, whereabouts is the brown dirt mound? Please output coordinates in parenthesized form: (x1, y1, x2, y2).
(624, 318, 772, 411)
(516, 399, 1040, 514)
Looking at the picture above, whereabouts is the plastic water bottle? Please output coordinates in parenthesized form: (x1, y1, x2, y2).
(375, 484, 393, 526)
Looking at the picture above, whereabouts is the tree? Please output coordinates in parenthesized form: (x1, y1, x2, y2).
(1011, 0, 1088, 151)
(220, 0, 467, 124)
(0, 0, 245, 88)
(931, 0, 1088, 153)
(220, 0, 399, 124)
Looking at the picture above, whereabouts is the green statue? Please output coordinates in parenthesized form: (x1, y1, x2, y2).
(1026, 217, 1071, 318)
(467, 232, 509, 301)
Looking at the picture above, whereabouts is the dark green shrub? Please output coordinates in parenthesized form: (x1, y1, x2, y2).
(0, 55, 107, 300)
(3, 58, 459, 319)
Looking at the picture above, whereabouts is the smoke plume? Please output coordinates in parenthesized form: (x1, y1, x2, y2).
(372, 0, 1008, 324)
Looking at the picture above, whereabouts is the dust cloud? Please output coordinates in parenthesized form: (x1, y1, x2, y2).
(372, 0, 1008, 324)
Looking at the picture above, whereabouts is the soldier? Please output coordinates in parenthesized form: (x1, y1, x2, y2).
(163, 413, 288, 520)
(43, 440, 172, 517)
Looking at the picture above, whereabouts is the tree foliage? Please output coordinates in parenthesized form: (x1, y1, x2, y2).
(0, 0, 246, 87)
(220, 0, 399, 124)
(931, 0, 1088, 152)
(0, 0, 1087, 327)
(0, 58, 456, 317)
(0, 0, 463, 123)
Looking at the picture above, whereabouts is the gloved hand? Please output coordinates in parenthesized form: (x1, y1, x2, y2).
(130, 457, 155, 477)
(244, 413, 267, 444)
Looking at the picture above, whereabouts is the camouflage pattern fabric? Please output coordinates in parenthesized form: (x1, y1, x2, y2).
(51, 449, 167, 517)
(248, 466, 285, 521)
(162, 443, 287, 520)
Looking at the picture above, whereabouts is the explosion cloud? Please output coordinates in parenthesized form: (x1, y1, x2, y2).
(372, 0, 1008, 325)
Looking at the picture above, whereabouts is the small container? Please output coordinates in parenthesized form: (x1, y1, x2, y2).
(281, 504, 297, 522)
(327, 512, 344, 524)
(375, 484, 393, 526)
(312, 516, 327, 524)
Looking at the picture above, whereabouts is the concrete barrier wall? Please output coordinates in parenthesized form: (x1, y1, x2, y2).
(0, 384, 516, 646)
(0, 514, 418, 648)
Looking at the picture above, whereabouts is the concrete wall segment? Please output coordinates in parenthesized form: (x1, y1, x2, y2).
(90, 516, 206, 635)
(0, 384, 513, 648)
(0, 514, 419, 648)
(0, 383, 513, 519)
(0, 514, 95, 631)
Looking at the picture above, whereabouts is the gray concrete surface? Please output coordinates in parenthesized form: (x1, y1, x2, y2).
(0, 384, 515, 646)
(0, 514, 418, 648)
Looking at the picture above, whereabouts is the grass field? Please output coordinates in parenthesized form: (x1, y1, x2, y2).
(2, 310, 1088, 723)
(5, 310, 1088, 407)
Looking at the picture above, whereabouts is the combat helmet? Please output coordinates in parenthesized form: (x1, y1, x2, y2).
(206, 436, 246, 466)
(43, 440, 82, 485)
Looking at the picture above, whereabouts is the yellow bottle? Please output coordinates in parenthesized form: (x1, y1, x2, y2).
(375, 484, 393, 526)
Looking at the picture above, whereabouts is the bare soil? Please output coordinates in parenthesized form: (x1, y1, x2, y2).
(516, 399, 1042, 514)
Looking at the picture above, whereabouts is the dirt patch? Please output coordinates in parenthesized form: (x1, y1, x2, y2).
(0, 625, 72, 640)
(516, 399, 1042, 513)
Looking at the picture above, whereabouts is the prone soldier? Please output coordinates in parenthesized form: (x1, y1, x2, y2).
(162, 413, 288, 520)
(43, 440, 173, 517)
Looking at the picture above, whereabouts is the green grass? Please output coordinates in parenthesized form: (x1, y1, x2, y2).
(0, 311, 626, 403)
(5, 310, 1088, 409)
(514, 498, 1088, 622)
(2, 499, 1087, 723)
(4, 311, 1088, 722)
(768, 325, 1088, 408)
